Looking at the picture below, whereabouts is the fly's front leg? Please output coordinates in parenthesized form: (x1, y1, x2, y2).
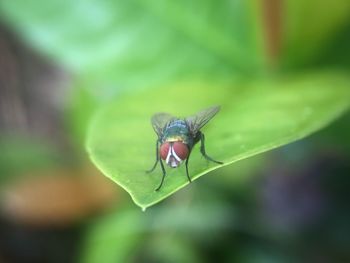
(146, 140, 160, 173)
(199, 131, 223, 164)
(155, 159, 166, 191)
(185, 151, 192, 183)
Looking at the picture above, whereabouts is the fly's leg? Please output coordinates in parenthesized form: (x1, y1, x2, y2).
(155, 159, 166, 191)
(185, 153, 192, 183)
(146, 140, 160, 173)
(199, 132, 223, 164)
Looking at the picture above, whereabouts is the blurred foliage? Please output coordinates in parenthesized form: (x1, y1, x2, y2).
(0, 0, 263, 77)
(65, 85, 100, 147)
(0, 136, 64, 181)
(80, 193, 233, 263)
(0, 0, 349, 77)
(0, 166, 117, 226)
(283, 0, 350, 68)
(0, 0, 350, 262)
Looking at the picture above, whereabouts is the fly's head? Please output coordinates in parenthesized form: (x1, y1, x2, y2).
(160, 141, 189, 168)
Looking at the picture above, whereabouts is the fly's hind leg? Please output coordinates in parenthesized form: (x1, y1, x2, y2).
(199, 132, 223, 164)
(146, 140, 160, 173)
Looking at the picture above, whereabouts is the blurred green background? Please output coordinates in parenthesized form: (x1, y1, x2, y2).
(0, 0, 350, 263)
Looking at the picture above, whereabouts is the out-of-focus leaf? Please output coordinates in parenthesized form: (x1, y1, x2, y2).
(143, 235, 202, 263)
(80, 200, 232, 263)
(0, 0, 263, 81)
(65, 84, 100, 146)
(206, 154, 267, 191)
(2, 0, 350, 77)
(80, 210, 145, 263)
(0, 136, 63, 180)
(86, 71, 350, 209)
(307, 111, 350, 152)
(282, 0, 350, 67)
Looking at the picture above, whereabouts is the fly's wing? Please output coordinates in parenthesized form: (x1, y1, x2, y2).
(185, 106, 221, 135)
(151, 112, 175, 137)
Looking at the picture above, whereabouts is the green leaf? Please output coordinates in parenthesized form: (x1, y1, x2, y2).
(86, 71, 350, 209)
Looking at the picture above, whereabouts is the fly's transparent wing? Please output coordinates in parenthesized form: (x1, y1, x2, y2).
(185, 106, 221, 135)
(151, 113, 176, 137)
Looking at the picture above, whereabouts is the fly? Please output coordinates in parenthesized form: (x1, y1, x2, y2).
(146, 105, 223, 191)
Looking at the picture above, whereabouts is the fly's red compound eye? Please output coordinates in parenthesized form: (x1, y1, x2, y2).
(160, 141, 189, 162)
(172, 141, 189, 160)
(160, 142, 170, 160)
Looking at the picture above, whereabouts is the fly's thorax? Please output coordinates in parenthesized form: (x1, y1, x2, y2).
(162, 119, 192, 145)
(160, 141, 189, 168)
